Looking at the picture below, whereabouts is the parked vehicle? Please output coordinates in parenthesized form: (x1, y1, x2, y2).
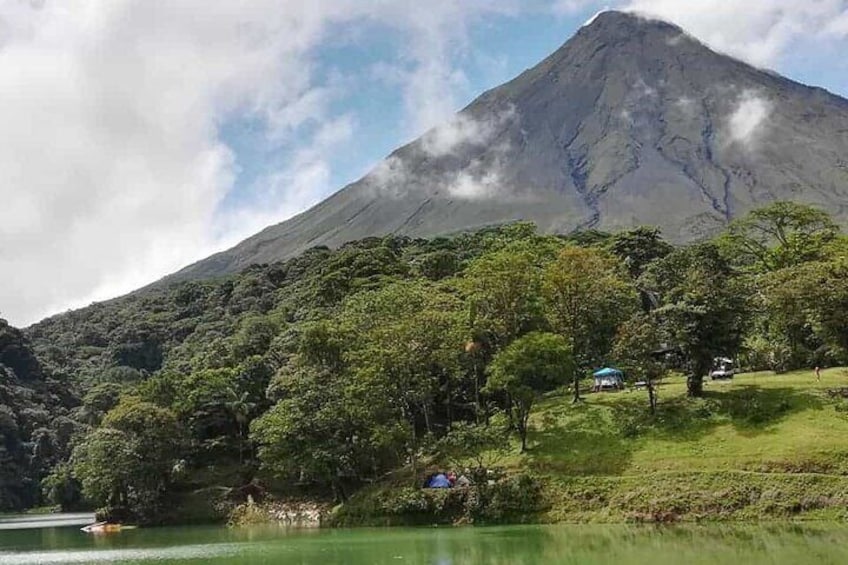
(710, 357, 735, 380)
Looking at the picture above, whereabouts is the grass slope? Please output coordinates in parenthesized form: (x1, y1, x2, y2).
(520, 367, 848, 522)
(335, 367, 848, 525)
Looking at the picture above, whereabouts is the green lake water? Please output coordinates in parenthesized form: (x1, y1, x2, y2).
(3, 515, 848, 564)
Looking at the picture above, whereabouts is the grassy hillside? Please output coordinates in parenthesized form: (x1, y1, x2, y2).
(528, 367, 848, 476)
(334, 368, 848, 525)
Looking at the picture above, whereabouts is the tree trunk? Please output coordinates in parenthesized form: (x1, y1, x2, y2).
(238, 422, 244, 466)
(518, 413, 528, 453)
(445, 373, 454, 430)
(332, 479, 348, 503)
(473, 359, 481, 425)
(572, 373, 581, 403)
(422, 402, 432, 434)
(505, 393, 515, 430)
(687, 374, 704, 397)
(688, 357, 712, 397)
(403, 406, 419, 487)
(647, 381, 657, 414)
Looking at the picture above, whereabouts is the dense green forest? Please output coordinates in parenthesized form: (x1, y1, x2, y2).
(1, 201, 846, 523)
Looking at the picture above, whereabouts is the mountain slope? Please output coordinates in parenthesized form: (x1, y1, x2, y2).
(171, 10, 848, 282)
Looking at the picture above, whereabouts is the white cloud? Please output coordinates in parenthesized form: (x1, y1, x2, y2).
(619, 0, 848, 67)
(825, 10, 848, 36)
(367, 155, 411, 199)
(446, 167, 503, 200)
(554, 0, 605, 17)
(422, 105, 516, 157)
(0, 0, 513, 326)
(369, 1, 519, 139)
(443, 137, 515, 200)
(726, 90, 772, 148)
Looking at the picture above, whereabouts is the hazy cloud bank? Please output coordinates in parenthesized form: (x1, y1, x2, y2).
(0, 0, 514, 325)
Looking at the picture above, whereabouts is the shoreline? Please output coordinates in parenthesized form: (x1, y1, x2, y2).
(228, 468, 848, 528)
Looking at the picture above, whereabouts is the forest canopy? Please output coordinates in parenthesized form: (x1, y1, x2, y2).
(2, 201, 845, 521)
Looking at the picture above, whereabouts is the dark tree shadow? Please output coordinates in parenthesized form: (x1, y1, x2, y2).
(524, 398, 637, 475)
(703, 386, 823, 435)
(612, 386, 824, 442)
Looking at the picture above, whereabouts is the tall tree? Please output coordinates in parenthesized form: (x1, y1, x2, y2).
(72, 398, 181, 521)
(720, 201, 838, 272)
(542, 246, 638, 401)
(485, 332, 573, 452)
(461, 245, 546, 349)
(608, 226, 674, 280)
(342, 281, 469, 479)
(611, 314, 665, 413)
(762, 255, 848, 365)
(252, 364, 398, 501)
(641, 244, 748, 397)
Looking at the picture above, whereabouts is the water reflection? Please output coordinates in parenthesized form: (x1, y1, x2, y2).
(0, 514, 94, 530)
(1, 519, 848, 564)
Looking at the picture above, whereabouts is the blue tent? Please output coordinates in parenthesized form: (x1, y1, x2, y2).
(425, 473, 452, 489)
(592, 367, 624, 391)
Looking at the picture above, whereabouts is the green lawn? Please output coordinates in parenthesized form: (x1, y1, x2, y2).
(508, 367, 848, 522)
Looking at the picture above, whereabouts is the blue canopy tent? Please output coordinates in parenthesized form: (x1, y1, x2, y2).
(592, 367, 624, 391)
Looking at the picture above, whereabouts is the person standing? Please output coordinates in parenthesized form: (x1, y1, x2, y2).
(815, 366, 822, 382)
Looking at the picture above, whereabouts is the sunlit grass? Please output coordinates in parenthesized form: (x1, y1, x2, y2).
(515, 367, 848, 478)
(341, 367, 848, 523)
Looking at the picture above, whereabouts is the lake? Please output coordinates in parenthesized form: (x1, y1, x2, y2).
(2, 514, 848, 564)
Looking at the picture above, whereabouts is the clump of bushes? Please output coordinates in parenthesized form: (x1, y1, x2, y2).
(328, 474, 546, 527)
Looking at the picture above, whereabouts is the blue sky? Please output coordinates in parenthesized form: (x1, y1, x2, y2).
(1, 0, 848, 325)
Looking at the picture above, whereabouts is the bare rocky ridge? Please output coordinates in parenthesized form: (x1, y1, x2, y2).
(169, 10, 848, 282)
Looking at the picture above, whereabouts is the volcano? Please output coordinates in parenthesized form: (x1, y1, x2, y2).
(171, 10, 848, 282)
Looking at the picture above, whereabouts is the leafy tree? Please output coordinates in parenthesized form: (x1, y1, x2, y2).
(101, 366, 143, 384)
(71, 398, 181, 521)
(252, 361, 401, 500)
(608, 226, 674, 279)
(342, 280, 469, 479)
(315, 245, 409, 305)
(485, 332, 573, 452)
(720, 201, 838, 272)
(542, 246, 638, 401)
(71, 428, 135, 509)
(611, 314, 665, 413)
(417, 250, 461, 280)
(462, 246, 546, 348)
(78, 382, 124, 426)
(231, 315, 279, 361)
(0, 320, 42, 380)
(42, 462, 83, 510)
(168, 366, 265, 467)
(761, 256, 848, 366)
(642, 244, 748, 397)
(226, 386, 254, 465)
(435, 421, 509, 476)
